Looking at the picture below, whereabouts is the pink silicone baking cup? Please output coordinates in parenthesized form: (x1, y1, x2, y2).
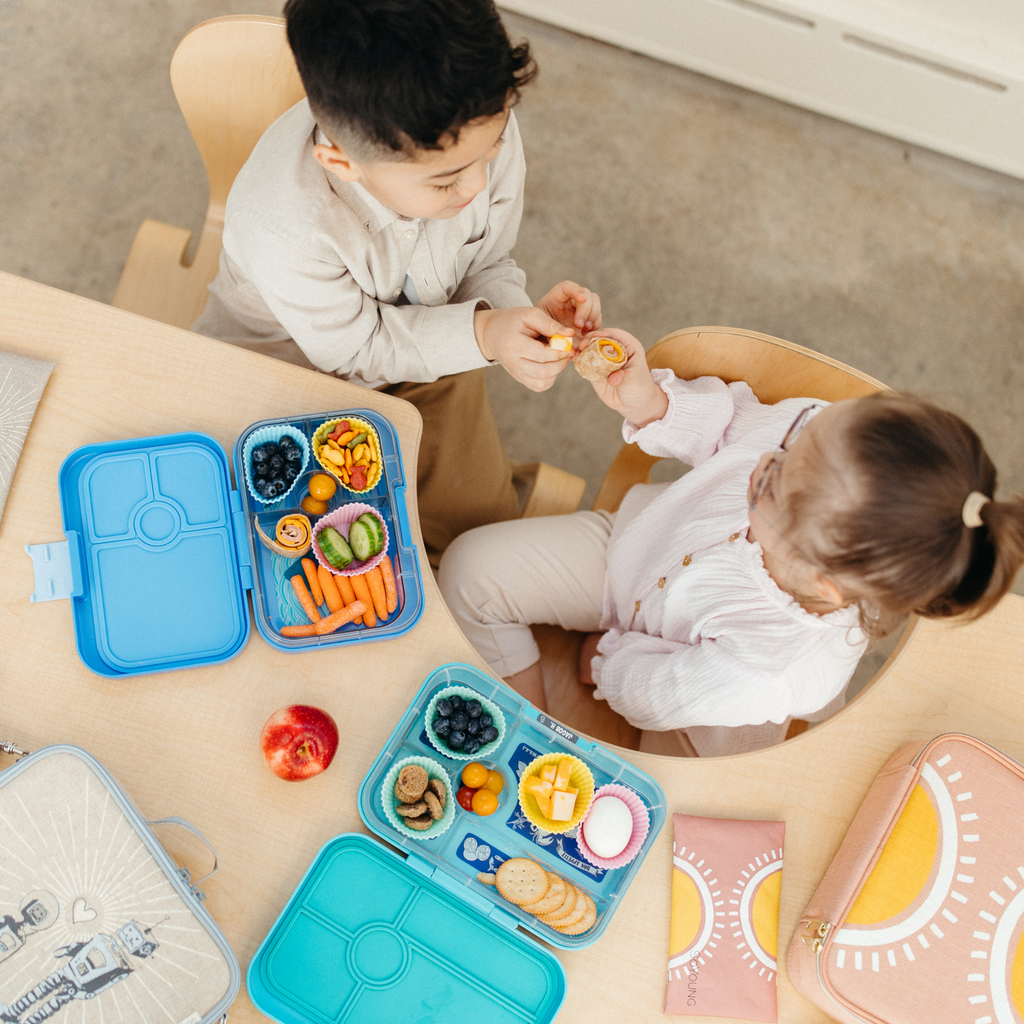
(576, 784, 650, 870)
(311, 502, 389, 577)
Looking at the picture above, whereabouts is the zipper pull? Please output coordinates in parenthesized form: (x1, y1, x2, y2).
(800, 919, 832, 954)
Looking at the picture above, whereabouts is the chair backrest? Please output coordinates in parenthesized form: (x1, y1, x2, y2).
(171, 15, 306, 230)
(593, 326, 890, 512)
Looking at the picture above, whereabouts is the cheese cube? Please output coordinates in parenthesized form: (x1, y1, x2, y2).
(553, 758, 573, 792)
(533, 792, 553, 818)
(523, 776, 553, 798)
(549, 788, 577, 821)
(540, 764, 557, 784)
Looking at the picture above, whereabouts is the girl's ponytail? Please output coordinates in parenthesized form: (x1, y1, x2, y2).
(958, 495, 1024, 619)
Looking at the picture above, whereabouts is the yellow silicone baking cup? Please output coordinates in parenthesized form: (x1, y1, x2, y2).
(517, 752, 594, 835)
(311, 417, 383, 494)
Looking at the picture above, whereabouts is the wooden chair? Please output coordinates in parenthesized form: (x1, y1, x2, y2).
(541, 325, 906, 752)
(113, 15, 586, 514)
(112, 16, 305, 328)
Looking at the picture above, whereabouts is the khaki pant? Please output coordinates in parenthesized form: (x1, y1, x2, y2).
(385, 368, 518, 567)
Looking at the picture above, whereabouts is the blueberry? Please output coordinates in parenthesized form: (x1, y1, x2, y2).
(436, 698, 453, 718)
(434, 716, 451, 737)
(264, 442, 280, 458)
(269, 454, 285, 473)
(284, 465, 299, 483)
(262, 480, 279, 499)
(449, 694, 464, 710)
(284, 445, 303, 464)
(254, 478, 270, 497)
(462, 737, 480, 755)
(278, 435, 295, 449)
(480, 726, 498, 744)
(479, 713, 492, 729)
(466, 718, 481, 736)
(254, 461, 271, 479)
(252, 446, 269, 465)
(448, 730, 466, 750)
(269, 477, 287, 495)
(465, 700, 482, 718)
(450, 711, 469, 731)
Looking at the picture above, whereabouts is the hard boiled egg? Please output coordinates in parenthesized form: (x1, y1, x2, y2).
(582, 795, 633, 859)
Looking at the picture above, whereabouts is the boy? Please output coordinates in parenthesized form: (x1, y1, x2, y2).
(192, 0, 601, 564)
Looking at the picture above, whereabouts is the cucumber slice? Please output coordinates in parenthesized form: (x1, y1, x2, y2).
(348, 521, 374, 562)
(318, 526, 353, 568)
(357, 513, 384, 556)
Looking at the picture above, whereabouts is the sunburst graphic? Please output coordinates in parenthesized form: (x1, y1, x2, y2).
(0, 359, 51, 502)
(0, 751, 232, 1024)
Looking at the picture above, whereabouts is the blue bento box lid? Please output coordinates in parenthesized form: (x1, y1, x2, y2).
(55, 431, 252, 677)
(247, 833, 567, 1024)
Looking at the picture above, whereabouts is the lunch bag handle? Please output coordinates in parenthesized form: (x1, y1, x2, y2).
(148, 815, 221, 895)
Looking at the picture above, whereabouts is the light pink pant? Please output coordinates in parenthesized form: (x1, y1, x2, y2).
(437, 511, 614, 678)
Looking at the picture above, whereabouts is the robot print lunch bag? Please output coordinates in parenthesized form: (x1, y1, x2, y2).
(0, 745, 239, 1024)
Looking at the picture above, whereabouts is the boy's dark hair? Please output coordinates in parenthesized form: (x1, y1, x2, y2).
(284, 0, 537, 160)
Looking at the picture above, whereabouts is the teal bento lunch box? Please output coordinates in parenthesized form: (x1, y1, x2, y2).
(25, 409, 423, 678)
(247, 664, 667, 1024)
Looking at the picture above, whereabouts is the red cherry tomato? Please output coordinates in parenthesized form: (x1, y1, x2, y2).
(456, 786, 476, 812)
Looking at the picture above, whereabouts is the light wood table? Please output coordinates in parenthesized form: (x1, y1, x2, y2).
(3, 270, 1023, 1023)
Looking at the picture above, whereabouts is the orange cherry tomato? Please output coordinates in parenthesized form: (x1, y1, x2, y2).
(308, 473, 338, 501)
(461, 762, 489, 789)
(483, 769, 504, 795)
(471, 788, 499, 816)
(301, 495, 329, 515)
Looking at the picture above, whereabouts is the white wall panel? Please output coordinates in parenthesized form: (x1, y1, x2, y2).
(500, 0, 1024, 179)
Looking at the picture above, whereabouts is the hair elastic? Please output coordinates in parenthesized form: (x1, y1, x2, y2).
(962, 491, 990, 528)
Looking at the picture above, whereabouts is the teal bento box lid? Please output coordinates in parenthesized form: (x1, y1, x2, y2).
(247, 833, 567, 1024)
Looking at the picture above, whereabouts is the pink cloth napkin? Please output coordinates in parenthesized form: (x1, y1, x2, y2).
(665, 813, 785, 1021)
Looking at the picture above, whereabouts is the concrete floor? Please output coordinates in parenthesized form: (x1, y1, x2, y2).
(2, 1, 1022, 611)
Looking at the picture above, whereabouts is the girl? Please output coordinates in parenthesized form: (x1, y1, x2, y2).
(438, 329, 1024, 756)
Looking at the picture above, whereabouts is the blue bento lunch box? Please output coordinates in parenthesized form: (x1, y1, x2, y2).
(247, 664, 667, 1024)
(26, 409, 423, 677)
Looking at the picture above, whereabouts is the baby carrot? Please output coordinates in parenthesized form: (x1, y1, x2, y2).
(302, 558, 324, 606)
(314, 599, 366, 635)
(335, 573, 363, 625)
(281, 623, 317, 637)
(365, 566, 389, 622)
(350, 574, 377, 628)
(318, 565, 343, 613)
(380, 555, 398, 613)
(291, 574, 322, 622)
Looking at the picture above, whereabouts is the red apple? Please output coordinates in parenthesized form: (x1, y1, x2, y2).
(260, 705, 339, 781)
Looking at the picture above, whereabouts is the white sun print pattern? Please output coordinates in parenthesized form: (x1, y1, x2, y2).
(664, 816, 783, 1018)
(820, 739, 1024, 1024)
(0, 354, 52, 519)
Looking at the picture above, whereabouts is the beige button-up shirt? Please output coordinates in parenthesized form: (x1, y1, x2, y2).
(192, 100, 531, 388)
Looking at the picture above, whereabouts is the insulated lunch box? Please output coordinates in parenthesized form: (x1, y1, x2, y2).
(25, 408, 424, 677)
(0, 745, 239, 1024)
(247, 664, 668, 1024)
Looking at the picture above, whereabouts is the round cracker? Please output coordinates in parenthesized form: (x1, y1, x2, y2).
(495, 858, 548, 907)
(396, 765, 428, 802)
(549, 891, 588, 930)
(423, 790, 444, 821)
(554, 893, 598, 935)
(538, 882, 580, 924)
(428, 778, 447, 807)
(405, 814, 434, 831)
(525, 874, 566, 917)
(394, 801, 428, 817)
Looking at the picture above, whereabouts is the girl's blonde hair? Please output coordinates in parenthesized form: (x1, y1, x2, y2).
(811, 394, 1024, 637)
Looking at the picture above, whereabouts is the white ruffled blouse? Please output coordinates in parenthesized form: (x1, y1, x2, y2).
(591, 369, 867, 732)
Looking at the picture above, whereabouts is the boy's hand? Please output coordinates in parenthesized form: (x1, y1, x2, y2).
(474, 307, 572, 392)
(578, 328, 668, 426)
(536, 281, 602, 335)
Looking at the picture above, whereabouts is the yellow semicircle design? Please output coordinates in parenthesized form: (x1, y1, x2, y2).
(752, 870, 781, 958)
(1011, 926, 1024, 1014)
(670, 869, 703, 956)
(845, 784, 938, 925)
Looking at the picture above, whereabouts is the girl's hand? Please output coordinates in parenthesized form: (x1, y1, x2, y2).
(536, 280, 602, 334)
(578, 328, 668, 427)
